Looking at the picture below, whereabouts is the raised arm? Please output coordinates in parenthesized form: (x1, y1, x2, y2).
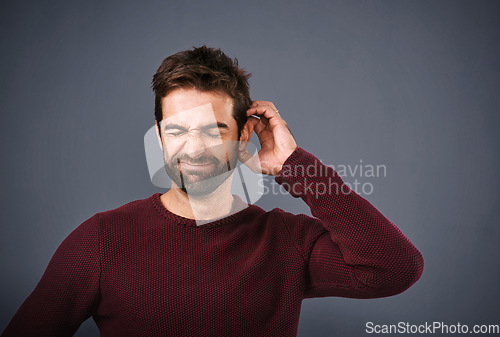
(1, 213, 102, 337)
(240, 100, 423, 299)
(275, 147, 424, 299)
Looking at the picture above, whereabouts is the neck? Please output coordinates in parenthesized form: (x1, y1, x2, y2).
(161, 177, 235, 222)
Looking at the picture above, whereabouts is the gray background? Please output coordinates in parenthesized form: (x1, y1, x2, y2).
(1, 0, 499, 336)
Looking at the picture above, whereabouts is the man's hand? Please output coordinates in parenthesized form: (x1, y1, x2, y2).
(239, 100, 298, 175)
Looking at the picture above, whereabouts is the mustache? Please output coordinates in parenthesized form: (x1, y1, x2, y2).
(172, 155, 219, 166)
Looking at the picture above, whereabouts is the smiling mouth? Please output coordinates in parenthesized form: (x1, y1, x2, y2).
(179, 162, 214, 167)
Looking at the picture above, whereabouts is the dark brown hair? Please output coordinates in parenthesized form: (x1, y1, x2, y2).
(152, 45, 252, 139)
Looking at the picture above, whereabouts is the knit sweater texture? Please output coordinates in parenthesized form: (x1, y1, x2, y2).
(2, 147, 424, 336)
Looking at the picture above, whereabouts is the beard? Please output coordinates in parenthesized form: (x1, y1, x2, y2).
(162, 143, 239, 197)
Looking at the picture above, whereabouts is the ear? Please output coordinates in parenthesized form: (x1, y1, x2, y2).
(240, 119, 254, 142)
(238, 119, 253, 151)
(155, 120, 163, 150)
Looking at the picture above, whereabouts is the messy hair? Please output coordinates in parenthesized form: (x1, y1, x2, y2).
(152, 45, 252, 139)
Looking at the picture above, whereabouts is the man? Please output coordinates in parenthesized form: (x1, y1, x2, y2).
(2, 46, 424, 336)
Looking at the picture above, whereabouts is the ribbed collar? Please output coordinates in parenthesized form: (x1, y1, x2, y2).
(150, 192, 253, 228)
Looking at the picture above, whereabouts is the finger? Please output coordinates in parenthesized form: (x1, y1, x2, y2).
(246, 106, 284, 127)
(256, 114, 269, 127)
(245, 115, 267, 140)
(247, 112, 270, 132)
(247, 115, 260, 128)
(251, 100, 278, 112)
(251, 103, 279, 116)
(253, 117, 266, 135)
(247, 105, 280, 117)
(243, 116, 258, 137)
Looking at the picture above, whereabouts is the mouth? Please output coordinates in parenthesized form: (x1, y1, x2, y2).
(178, 161, 215, 169)
(183, 162, 212, 166)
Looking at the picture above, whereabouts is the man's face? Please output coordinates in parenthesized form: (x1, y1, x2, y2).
(156, 88, 241, 196)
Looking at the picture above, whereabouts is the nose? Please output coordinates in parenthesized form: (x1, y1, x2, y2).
(183, 132, 208, 159)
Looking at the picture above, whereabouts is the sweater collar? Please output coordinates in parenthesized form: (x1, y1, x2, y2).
(150, 192, 253, 228)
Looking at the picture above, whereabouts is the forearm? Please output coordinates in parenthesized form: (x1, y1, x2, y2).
(276, 147, 424, 297)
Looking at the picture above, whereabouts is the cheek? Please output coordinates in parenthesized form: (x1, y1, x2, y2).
(162, 143, 182, 160)
(220, 135, 238, 151)
(221, 140, 240, 161)
(163, 139, 186, 156)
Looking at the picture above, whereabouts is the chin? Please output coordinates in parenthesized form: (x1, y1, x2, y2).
(171, 168, 235, 197)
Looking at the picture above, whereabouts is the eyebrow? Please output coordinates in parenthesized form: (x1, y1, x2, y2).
(163, 122, 229, 131)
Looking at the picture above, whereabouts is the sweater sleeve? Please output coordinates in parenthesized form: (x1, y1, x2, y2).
(1, 213, 102, 337)
(275, 147, 424, 299)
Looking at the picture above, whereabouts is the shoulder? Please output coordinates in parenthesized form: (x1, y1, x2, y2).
(251, 205, 325, 236)
(267, 206, 319, 225)
(95, 193, 159, 230)
(54, 194, 157, 253)
(268, 207, 327, 242)
(100, 193, 155, 215)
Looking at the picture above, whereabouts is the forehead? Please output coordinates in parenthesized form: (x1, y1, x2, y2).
(161, 88, 235, 127)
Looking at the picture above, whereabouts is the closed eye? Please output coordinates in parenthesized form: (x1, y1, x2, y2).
(205, 131, 222, 138)
(166, 131, 185, 136)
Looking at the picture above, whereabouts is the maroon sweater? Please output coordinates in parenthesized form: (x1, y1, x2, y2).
(2, 147, 424, 336)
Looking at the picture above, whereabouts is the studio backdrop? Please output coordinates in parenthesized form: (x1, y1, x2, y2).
(1, 1, 499, 336)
